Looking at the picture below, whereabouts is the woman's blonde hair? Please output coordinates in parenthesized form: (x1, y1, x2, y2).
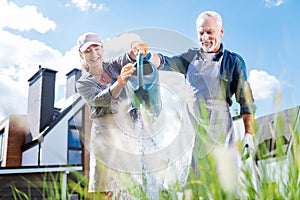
(82, 63, 89, 72)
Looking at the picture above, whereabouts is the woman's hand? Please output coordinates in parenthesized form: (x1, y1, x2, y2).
(117, 63, 135, 86)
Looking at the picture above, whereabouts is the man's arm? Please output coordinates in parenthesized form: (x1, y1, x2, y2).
(241, 112, 255, 160)
(232, 55, 256, 159)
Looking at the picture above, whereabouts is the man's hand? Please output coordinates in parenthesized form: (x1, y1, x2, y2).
(131, 41, 148, 56)
(130, 41, 153, 61)
(241, 133, 254, 160)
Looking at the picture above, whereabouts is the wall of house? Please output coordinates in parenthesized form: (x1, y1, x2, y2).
(0, 171, 62, 199)
(0, 118, 9, 167)
(83, 104, 92, 180)
(40, 117, 68, 165)
(0, 115, 29, 167)
(22, 95, 86, 166)
(22, 146, 39, 166)
(0, 166, 82, 199)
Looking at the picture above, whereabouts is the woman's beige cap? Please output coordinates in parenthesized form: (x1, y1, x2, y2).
(77, 32, 102, 52)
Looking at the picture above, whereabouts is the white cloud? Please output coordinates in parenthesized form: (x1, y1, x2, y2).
(0, 31, 80, 120)
(0, 73, 28, 120)
(265, 0, 286, 8)
(0, 31, 65, 81)
(97, 3, 109, 12)
(69, 0, 109, 12)
(248, 69, 280, 100)
(0, 1, 81, 120)
(0, 0, 56, 33)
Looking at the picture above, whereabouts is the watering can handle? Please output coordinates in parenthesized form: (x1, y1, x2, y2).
(137, 52, 144, 88)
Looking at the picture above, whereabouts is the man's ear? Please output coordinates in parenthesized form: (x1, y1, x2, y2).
(220, 27, 224, 37)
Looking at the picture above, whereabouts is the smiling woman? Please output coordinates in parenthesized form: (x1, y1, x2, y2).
(79, 38, 109, 85)
(75, 32, 141, 198)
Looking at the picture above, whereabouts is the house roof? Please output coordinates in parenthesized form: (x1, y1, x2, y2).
(255, 105, 300, 160)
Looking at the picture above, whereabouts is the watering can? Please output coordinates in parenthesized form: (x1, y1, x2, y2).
(127, 52, 162, 119)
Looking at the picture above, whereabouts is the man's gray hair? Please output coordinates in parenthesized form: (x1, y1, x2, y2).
(196, 11, 223, 30)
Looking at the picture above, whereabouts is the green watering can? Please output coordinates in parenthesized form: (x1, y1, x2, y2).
(127, 52, 162, 120)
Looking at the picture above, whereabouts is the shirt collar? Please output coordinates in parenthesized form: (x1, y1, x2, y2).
(198, 43, 224, 62)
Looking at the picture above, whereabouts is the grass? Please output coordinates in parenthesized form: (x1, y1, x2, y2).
(71, 108, 299, 199)
(7, 105, 300, 199)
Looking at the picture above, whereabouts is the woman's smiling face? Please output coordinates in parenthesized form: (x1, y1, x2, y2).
(80, 44, 104, 69)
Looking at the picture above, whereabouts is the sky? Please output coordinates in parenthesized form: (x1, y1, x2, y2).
(0, 0, 299, 121)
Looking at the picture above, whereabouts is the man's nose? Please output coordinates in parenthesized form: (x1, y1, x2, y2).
(202, 33, 209, 40)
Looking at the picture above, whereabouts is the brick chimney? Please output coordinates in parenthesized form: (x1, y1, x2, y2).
(65, 68, 81, 98)
(27, 67, 57, 139)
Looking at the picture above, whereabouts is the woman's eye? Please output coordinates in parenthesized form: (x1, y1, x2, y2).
(84, 49, 91, 53)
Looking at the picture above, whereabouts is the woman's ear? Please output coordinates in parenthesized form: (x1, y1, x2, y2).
(79, 52, 84, 60)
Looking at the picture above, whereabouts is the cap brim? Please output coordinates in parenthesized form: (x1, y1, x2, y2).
(79, 41, 102, 52)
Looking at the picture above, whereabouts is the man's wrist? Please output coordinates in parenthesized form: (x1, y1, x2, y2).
(144, 52, 152, 61)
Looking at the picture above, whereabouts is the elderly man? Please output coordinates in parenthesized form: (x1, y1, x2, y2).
(134, 10, 256, 197)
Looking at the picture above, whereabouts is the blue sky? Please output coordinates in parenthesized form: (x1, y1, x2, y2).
(0, 0, 299, 121)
